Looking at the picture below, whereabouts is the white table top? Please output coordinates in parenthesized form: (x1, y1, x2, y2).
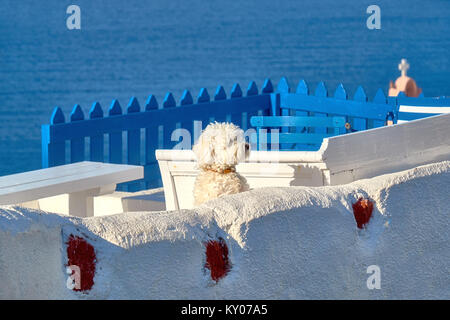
(0, 161, 143, 205)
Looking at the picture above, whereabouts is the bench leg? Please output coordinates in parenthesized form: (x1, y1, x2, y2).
(37, 184, 117, 217)
(68, 191, 94, 218)
(68, 184, 116, 217)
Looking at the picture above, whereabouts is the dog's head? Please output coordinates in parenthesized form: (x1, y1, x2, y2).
(193, 122, 250, 170)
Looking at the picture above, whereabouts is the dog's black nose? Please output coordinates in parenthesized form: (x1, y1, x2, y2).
(245, 143, 250, 151)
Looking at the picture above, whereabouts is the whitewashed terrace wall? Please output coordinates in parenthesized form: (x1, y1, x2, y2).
(0, 161, 448, 299)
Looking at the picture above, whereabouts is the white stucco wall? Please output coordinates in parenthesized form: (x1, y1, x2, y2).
(0, 161, 448, 299)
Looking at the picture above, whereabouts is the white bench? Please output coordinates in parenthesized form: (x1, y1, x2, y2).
(0, 161, 143, 217)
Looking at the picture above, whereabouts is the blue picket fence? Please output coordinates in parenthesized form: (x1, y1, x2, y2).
(41, 77, 450, 191)
(41, 80, 273, 191)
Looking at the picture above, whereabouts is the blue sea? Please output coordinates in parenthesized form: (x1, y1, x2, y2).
(0, 0, 449, 177)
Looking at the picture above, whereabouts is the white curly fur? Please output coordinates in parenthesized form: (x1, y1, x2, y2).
(192, 122, 250, 206)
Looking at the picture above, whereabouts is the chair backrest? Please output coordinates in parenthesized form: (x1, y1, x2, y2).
(250, 115, 346, 150)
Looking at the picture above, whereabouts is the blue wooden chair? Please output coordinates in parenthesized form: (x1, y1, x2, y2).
(249, 115, 346, 151)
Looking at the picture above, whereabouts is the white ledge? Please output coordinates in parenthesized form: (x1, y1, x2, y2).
(155, 149, 324, 163)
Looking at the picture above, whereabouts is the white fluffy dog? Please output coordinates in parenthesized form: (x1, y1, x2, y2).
(192, 122, 250, 206)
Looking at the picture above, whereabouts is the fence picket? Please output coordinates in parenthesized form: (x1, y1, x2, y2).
(196, 88, 213, 131)
(214, 86, 227, 101)
(372, 88, 387, 127)
(163, 92, 176, 108)
(162, 93, 177, 150)
(231, 83, 243, 98)
(145, 95, 160, 188)
(246, 81, 258, 96)
(108, 100, 123, 164)
(262, 78, 274, 93)
(315, 82, 328, 98)
(145, 95, 159, 110)
(127, 97, 141, 165)
(276, 78, 291, 149)
(126, 97, 142, 191)
(89, 102, 104, 162)
(352, 86, 368, 130)
(178, 90, 194, 147)
(293, 80, 310, 149)
(241, 79, 258, 124)
(42, 107, 66, 167)
(180, 90, 193, 105)
(331, 84, 348, 135)
(70, 104, 85, 163)
(333, 84, 347, 100)
(197, 88, 210, 103)
(277, 77, 290, 93)
(227, 83, 250, 124)
(313, 82, 328, 140)
(296, 80, 309, 95)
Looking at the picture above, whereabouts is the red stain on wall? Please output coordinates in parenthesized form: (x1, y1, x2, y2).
(204, 238, 231, 282)
(352, 198, 374, 229)
(66, 234, 96, 291)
